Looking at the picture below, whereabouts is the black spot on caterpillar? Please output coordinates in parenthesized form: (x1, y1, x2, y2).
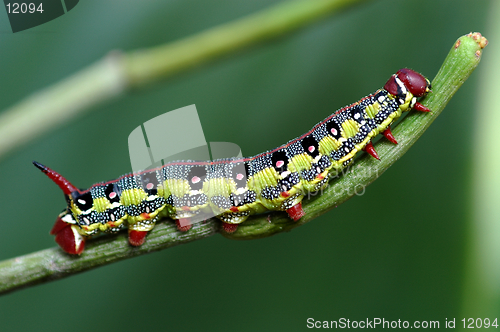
(34, 68, 431, 255)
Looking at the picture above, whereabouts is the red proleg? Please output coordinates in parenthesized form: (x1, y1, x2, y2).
(286, 202, 305, 221)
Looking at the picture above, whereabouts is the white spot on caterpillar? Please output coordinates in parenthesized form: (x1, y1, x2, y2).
(395, 76, 407, 94)
(78, 199, 86, 205)
(83, 217, 90, 225)
(71, 226, 84, 250)
(331, 128, 338, 136)
(110, 213, 116, 221)
(317, 166, 321, 174)
(145, 206, 150, 213)
(62, 213, 77, 224)
(410, 97, 417, 107)
(235, 187, 247, 195)
(354, 113, 360, 119)
(282, 185, 288, 191)
(281, 171, 291, 179)
(344, 147, 349, 152)
(236, 173, 244, 181)
(378, 96, 385, 103)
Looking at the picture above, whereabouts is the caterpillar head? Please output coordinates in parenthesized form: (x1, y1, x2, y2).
(33, 161, 86, 255)
(384, 68, 431, 98)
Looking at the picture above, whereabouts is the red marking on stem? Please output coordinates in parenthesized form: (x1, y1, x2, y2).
(363, 142, 380, 160)
(382, 127, 398, 144)
(177, 218, 191, 232)
(128, 230, 148, 246)
(230, 206, 239, 212)
(413, 102, 431, 112)
(286, 202, 305, 221)
(281, 191, 290, 198)
(33, 161, 78, 195)
(140, 212, 151, 219)
(222, 222, 238, 233)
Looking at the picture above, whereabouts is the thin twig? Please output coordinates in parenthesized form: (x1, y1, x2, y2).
(0, 0, 371, 161)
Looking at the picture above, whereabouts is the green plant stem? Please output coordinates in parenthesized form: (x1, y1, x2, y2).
(0, 33, 487, 295)
(462, 2, 500, 318)
(0, 0, 370, 161)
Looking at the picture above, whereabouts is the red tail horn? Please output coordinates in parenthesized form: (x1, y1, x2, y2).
(33, 161, 78, 195)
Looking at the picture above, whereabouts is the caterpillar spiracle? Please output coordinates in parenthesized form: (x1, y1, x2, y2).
(34, 68, 431, 255)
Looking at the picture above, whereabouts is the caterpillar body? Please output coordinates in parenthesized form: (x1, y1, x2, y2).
(34, 68, 431, 255)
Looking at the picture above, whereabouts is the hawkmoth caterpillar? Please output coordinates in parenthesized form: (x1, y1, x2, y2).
(34, 68, 431, 255)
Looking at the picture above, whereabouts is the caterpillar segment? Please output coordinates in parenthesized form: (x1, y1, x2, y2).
(34, 68, 431, 254)
(382, 127, 398, 144)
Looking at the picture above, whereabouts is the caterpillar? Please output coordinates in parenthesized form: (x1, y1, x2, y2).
(34, 68, 431, 255)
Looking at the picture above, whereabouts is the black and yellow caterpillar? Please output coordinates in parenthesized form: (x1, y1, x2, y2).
(34, 68, 431, 254)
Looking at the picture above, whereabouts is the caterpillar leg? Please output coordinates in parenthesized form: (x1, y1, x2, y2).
(286, 202, 305, 221)
(50, 212, 86, 255)
(363, 142, 380, 160)
(382, 127, 398, 144)
(128, 217, 157, 246)
(176, 218, 192, 232)
(128, 230, 148, 246)
(413, 102, 431, 112)
(221, 222, 238, 233)
(219, 210, 251, 233)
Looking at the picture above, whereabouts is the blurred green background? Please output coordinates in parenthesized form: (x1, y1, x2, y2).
(0, 0, 496, 330)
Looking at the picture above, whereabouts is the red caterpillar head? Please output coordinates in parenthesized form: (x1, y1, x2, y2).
(33, 161, 85, 255)
(384, 68, 431, 98)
